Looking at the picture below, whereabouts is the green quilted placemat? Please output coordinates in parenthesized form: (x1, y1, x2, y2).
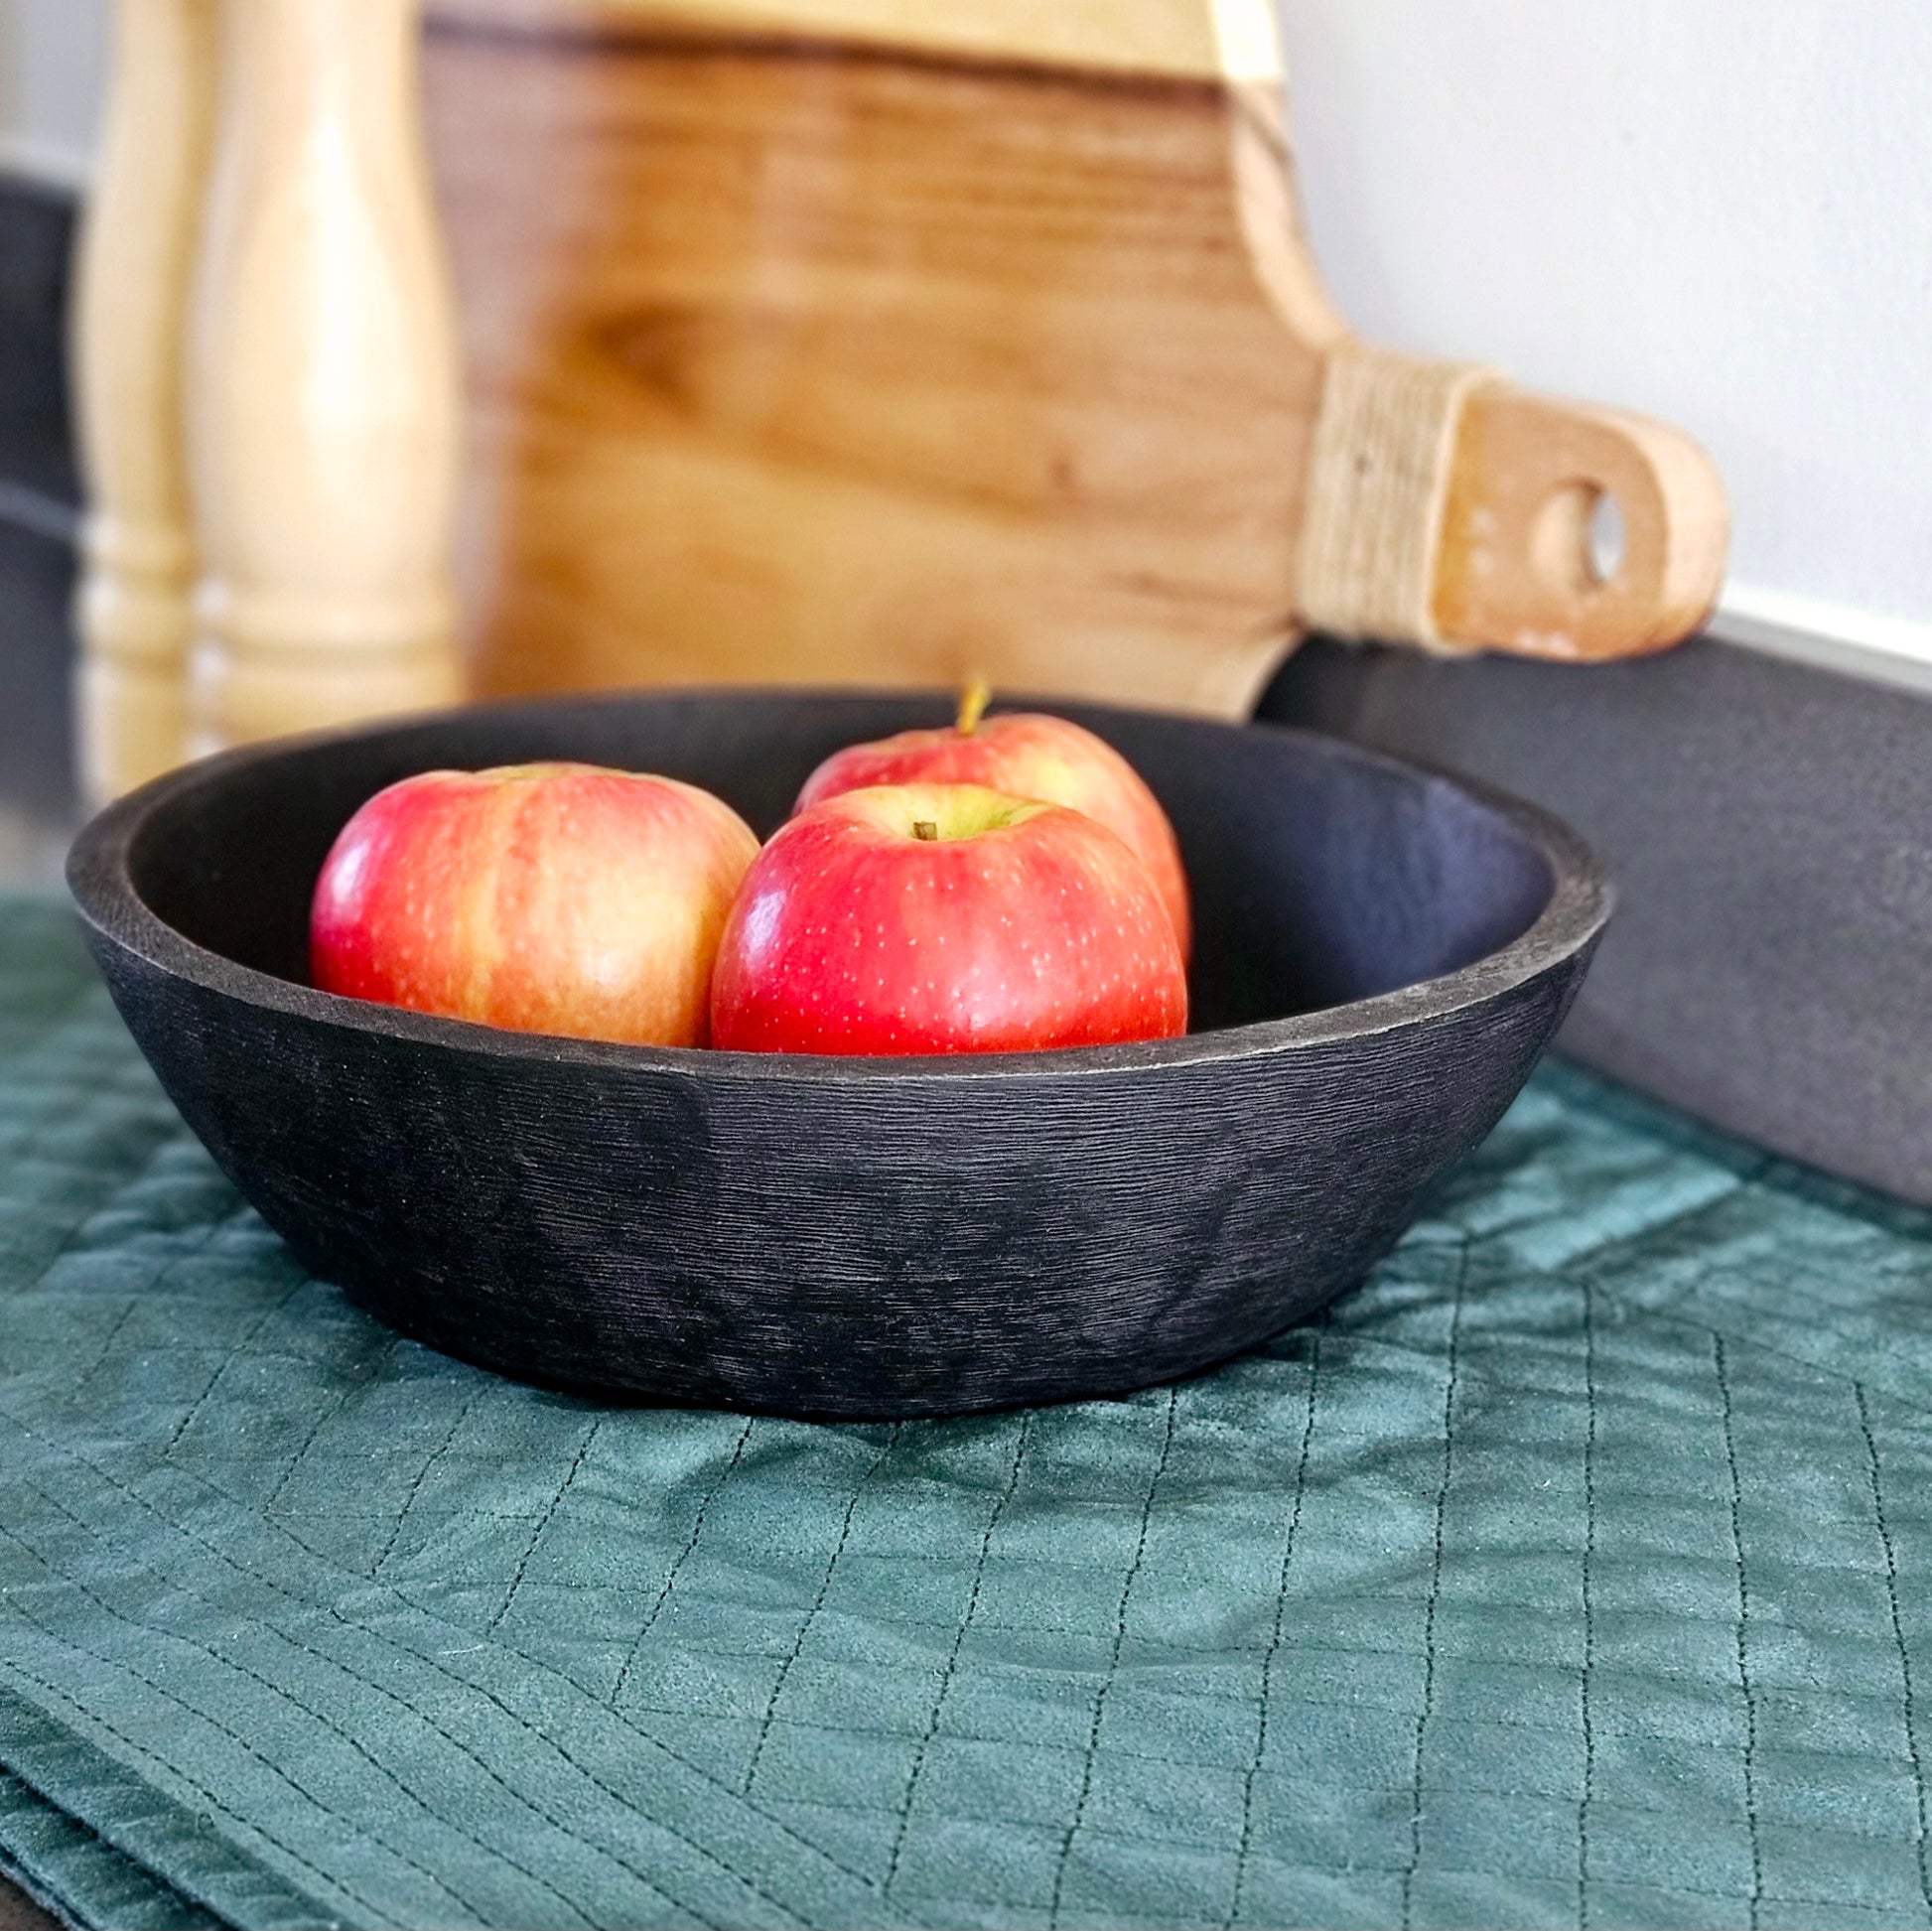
(1, 894, 1929, 1931)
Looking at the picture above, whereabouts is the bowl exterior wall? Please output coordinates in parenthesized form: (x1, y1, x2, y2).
(87, 933, 1590, 1418)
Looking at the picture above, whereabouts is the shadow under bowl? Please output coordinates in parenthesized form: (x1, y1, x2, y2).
(68, 689, 1609, 1419)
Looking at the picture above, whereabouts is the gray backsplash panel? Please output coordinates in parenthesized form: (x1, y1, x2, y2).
(1262, 634, 1932, 1204)
(0, 176, 81, 869)
(0, 178, 76, 506)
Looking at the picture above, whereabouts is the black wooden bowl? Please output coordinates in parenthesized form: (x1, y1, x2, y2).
(68, 690, 1608, 1419)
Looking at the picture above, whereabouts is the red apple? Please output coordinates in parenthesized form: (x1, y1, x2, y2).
(711, 783, 1187, 1055)
(311, 762, 759, 1046)
(793, 697, 1192, 957)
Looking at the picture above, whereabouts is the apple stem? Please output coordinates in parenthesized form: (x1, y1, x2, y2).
(955, 678, 991, 737)
(912, 820, 939, 842)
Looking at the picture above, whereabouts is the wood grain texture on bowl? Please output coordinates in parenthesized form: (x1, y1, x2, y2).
(69, 693, 1607, 1419)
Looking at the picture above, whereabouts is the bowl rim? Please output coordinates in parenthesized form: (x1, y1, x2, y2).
(67, 686, 1613, 1084)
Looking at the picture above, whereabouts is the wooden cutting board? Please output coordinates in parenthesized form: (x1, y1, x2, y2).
(425, 0, 1727, 716)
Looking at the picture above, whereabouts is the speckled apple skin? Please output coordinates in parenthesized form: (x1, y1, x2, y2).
(794, 713, 1192, 959)
(712, 784, 1188, 1054)
(312, 763, 759, 1045)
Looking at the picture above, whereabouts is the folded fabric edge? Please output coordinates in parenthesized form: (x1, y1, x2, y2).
(0, 1683, 345, 1931)
(0, 1770, 212, 1931)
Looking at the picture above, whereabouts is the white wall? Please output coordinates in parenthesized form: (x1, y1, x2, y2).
(0, 0, 105, 188)
(1275, 0, 1932, 672)
(4, 0, 1928, 669)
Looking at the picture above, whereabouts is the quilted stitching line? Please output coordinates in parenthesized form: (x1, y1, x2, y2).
(293, 1571, 1932, 1733)
(1547, 1059, 1932, 1249)
(69, 1296, 146, 1397)
(0, 1756, 215, 1931)
(1714, 1334, 1765, 1930)
(200, 1502, 919, 1917)
(742, 1424, 902, 1800)
(0, 1400, 885, 1927)
(768, 1780, 1912, 1890)
(883, 1408, 1033, 1900)
(1539, 1175, 1932, 1424)
(621, 1704, 1573, 1792)
(367, 1378, 489, 1581)
(1227, 1330, 1320, 1931)
(0, 1650, 401, 1931)
(611, 1415, 756, 1710)
(1399, 1236, 1468, 1931)
(0, 1056, 170, 1173)
(11, 916, 1932, 1931)
(1579, 1277, 1599, 1930)
(1425, 1102, 1932, 1426)
(53, 1237, 1893, 1770)
(161, 1264, 308, 1455)
(1856, 1380, 1932, 1919)
(888, 1845, 1924, 1919)
(0, 1490, 608, 1929)
(261, 1335, 402, 1516)
(489, 1412, 604, 1634)
(21, 1127, 188, 1298)
(1620, 1277, 1932, 1420)
(697, 1739, 1926, 1841)
(1047, 1386, 1180, 1929)
(1447, 1233, 1932, 1431)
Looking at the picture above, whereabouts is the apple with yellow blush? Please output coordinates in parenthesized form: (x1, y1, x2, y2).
(311, 762, 759, 1046)
(793, 688, 1192, 958)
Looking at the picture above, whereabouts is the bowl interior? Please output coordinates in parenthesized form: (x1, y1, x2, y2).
(118, 692, 1559, 1035)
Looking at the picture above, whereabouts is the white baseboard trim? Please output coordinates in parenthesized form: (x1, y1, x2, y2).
(1716, 587, 1932, 697)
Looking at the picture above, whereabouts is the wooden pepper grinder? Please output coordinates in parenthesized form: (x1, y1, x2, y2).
(183, 0, 464, 757)
(70, 0, 218, 807)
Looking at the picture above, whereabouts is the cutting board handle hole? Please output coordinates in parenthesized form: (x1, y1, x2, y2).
(1531, 482, 1626, 598)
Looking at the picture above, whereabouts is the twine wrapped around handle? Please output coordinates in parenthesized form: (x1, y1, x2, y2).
(1295, 344, 1501, 652)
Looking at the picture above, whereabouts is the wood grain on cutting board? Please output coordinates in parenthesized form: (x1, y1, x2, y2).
(424, 0, 1726, 715)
